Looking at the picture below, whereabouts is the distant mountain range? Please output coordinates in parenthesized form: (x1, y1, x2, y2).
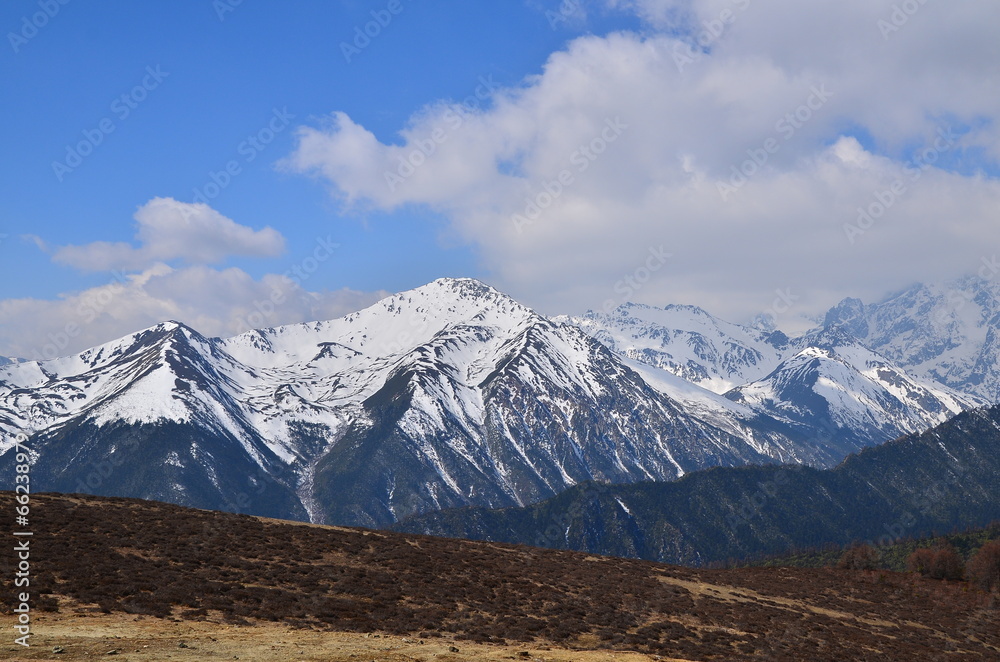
(0, 279, 803, 526)
(565, 275, 1000, 404)
(393, 403, 1000, 565)
(1, 275, 998, 530)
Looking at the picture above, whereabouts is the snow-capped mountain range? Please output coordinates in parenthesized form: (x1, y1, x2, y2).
(561, 304, 790, 393)
(565, 290, 988, 453)
(822, 276, 1000, 403)
(0, 276, 995, 526)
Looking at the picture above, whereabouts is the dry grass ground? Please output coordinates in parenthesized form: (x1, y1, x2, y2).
(0, 611, 674, 662)
(1, 493, 998, 661)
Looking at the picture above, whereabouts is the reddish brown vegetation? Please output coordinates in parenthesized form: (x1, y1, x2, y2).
(967, 540, 1000, 592)
(1, 492, 998, 661)
(837, 544, 879, 571)
(907, 544, 965, 581)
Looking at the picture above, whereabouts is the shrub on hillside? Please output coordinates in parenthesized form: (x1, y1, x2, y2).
(906, 547, 936, 576)
(907, 545, 964, 580)
(838, 544, 879, 571)
(966, 540, 1000, 592)
(928, 545, 964, 581)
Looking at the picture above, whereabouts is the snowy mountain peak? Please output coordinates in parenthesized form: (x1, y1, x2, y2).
(385, 277, 537, 323)
(3, 274, 998, 528)
(804, 326, 868, 351)
(605, 301, 714, 322)
(809, 277, 1000, 402)
(220, 277, 541, 376)
(823, 297, 868, 337)
(725, 335, 977, 457)
(0, 277, 833, 526)
(423, 276, 512, 299)
(563, 301, 787, 393)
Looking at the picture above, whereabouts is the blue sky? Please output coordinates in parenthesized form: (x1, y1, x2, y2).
(1, 1, 999, 357)
(1, 2, 624, 298)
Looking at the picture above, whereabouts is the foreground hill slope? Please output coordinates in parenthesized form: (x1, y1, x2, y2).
(395, 404, 1000, 565)
(1, 493, 998, 661)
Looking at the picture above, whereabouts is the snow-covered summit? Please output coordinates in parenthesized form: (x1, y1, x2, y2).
(3, 274, 996, 527)
(725, 333, 977, 456)
(819, 276, 1000, 402)
(561, 301, 789, 393)
(222, 277, 538, 369)
(0, 277, 812, 526)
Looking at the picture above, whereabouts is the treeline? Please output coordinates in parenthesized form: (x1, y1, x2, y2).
(839, 539, 1000, 591)
(748, 521, 1000, 591)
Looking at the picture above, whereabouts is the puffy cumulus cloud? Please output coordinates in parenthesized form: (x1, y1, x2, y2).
(1, 198, 387, 359)
(0, 264, 388, 360)
(285, 1, 1000, 326)
(53, 197, 285, 271)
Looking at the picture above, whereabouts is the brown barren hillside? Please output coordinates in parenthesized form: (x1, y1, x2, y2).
(1, 492, 998, 661)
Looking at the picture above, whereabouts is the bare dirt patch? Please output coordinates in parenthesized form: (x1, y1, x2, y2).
(1, 611, 680, 662)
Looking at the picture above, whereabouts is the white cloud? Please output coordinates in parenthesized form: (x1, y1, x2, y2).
(0, 264, 387, 360)
(53, 197, 285, 271)
(0, 198, 386, 358)
(284, 1, 1000, 325)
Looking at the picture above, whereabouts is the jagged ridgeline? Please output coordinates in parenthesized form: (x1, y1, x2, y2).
(1, 276, 998, 534)
(393, 404, 1000, 566)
